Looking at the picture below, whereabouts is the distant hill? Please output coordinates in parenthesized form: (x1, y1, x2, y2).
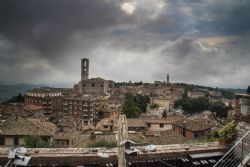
(174, 83, 246, 99)
(0, 83, 47, 102)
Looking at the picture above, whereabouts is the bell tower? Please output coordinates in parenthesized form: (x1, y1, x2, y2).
(81, 58, 89, 81)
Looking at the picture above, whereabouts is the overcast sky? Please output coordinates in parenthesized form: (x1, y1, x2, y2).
(0, 0, 250, 88)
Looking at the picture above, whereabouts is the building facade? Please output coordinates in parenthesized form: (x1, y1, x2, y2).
(25, 88, 63, 114)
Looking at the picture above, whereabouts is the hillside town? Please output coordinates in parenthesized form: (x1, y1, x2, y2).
(0, 58, 248, 147)
(0, 58, 250, 167)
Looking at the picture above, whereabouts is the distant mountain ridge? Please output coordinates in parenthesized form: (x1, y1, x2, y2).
(0, 83, 47, 102)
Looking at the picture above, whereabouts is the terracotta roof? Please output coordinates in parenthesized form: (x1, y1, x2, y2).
(145, 115, 183, 124)
(145, 130, 188, 145)
(173, 118, 212, 132)
(84, 77, 106, 82)
(24, 105, 43, 111)
(95, 117, 118, 131)
(127, 116, 183, 128)
(0, 117, 54, 136)
(27, 118, 56, 134)
(54, 130, 79, 140)
(127, 119, 147, 128)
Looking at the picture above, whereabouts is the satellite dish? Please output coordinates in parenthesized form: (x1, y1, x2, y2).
(97, 152, 109, 158)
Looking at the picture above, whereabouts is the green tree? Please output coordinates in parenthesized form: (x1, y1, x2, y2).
(6, 93, 24, 103)
(247, 86, 250, 94)
(209, 101, 228, 118)
(122, 93, 142, 118)
(174, 97, 210, 114)
(218, 121, 237, 143)
(135, 95, 150, 112)
(24, 135, 50, 148)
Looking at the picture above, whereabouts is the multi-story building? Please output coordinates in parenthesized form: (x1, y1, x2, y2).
(25, 88, 63, 114)
(150, 97, 170, 110)
(62, 96, 99, 125)
(24, 58, 120, 127)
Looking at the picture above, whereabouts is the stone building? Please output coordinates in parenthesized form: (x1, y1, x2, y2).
(150, 97, 170, 110)
(235, 86, 250, 122)
(62, 96, 100, 126)
(81, 78, 108, 95)
(172, 119, 212, 139)
(0, 117, 55, 146)
(25, 88, 64, 114)
(79, 58, 109, 95)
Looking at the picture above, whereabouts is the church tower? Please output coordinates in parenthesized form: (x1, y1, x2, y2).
(81, 58, 89, 81)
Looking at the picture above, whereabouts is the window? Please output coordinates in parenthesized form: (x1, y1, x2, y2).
(83, 84, 86, 87)
(194, 133, 199, 138)
(183, 129, 186, 137)
(14, 137, 19, 146)
(101, 84, 103, 87)
(147, 123, 151, 127)
(103, 126, 109, 129)
(0, 137, 4, 145)
(92, 83, 95, 87)
(160, 123, 164, 128)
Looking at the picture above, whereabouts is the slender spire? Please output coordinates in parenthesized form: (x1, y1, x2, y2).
(167, 73, 169, 83)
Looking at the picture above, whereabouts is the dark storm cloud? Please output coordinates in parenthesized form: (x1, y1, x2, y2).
(0, 0, 250, 88)
(0, 0, 131, 61)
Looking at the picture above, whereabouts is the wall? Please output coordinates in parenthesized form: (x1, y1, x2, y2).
(147, 123, 172, 131)
(173, 126, 210, 139)
(19, 138, 25, 145)
(4, 137, 13, 146)
(240, 98, 250, 116)
(151, 99, 170, 110)
(81, 80, 108, 95)
(173, 126, 194, 139)
(0, 144, 227, 167)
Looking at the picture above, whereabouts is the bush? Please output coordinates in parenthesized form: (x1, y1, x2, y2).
(87, 140, 117, 148)
(209, 101, 228, 118)
(218, 121, 237, 143)
(24, 135, 51, 148)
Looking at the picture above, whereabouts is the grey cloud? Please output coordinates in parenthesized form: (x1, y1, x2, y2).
(0, 0, 250, 88)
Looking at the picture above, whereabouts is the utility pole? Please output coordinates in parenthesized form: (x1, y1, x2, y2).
(117, 114, 128, 167)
